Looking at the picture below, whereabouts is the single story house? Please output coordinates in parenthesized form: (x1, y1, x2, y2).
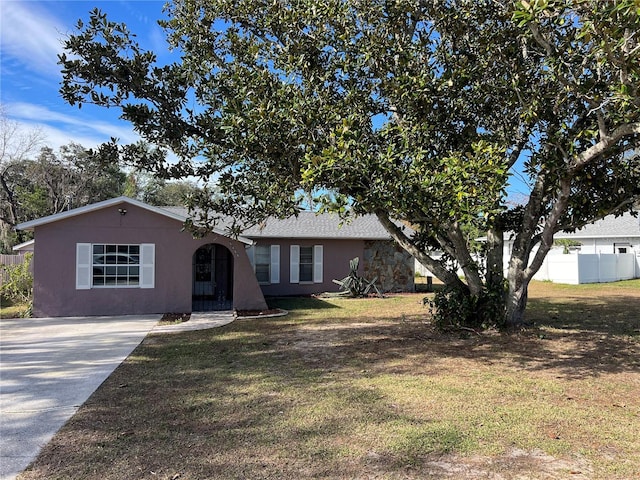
(415, 211, 640, 284)
(530, 211, 640, 283)
(16, 196, 414, 317)
(550, 211, 640, 255)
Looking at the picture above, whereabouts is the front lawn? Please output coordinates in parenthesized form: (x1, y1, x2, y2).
(19, 280, 640, 479)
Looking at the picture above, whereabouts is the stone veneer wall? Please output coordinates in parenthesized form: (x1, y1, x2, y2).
(363, 240, 415, 293)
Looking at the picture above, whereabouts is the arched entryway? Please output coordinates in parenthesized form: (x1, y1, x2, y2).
(192, 244, 234, 311)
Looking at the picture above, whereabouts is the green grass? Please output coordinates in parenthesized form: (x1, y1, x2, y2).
(18, 282, 640, 479)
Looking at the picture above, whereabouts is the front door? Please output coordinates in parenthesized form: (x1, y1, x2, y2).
(192, 244, 233, 311)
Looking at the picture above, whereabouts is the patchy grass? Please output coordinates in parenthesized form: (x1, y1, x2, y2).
(0, 297, 30, 318)
(19, 281, 640, 479)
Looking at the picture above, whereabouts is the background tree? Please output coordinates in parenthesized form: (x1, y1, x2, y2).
(1, 141, 126, 252)
(0, 109, 44, 252)
(18, 143, 126, 215)
(122, 168, 200, 206)
(59, 0, 640, 327)
(142, 178, 200, 206)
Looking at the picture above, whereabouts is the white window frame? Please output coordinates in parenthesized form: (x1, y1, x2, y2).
(290, 244, 323, 284)
(249, 244, 280, 284)
(299, 245, 314, 282)
(614, 242, 631, 254)
(76, 243, 154, 290)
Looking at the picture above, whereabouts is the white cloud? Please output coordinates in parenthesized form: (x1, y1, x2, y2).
(6, 102, 140, 149)
(0, 1, 66, 77)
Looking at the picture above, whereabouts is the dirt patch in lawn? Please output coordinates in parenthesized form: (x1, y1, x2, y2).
(158, 312, 190, 325)
(235, 308, 287, 317)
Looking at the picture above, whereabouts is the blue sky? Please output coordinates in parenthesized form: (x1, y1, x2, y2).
(1, 0, 532, 199)
(1, 0, 169, 149)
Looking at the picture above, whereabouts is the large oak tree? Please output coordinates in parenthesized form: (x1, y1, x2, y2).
(59, 0, 640, 327)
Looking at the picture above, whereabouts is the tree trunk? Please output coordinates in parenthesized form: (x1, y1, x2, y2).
(485, 226, 504, 291)
(504, 241, 534, 328)
(504, 275, 529, 327)
(374, 210, 469, 292)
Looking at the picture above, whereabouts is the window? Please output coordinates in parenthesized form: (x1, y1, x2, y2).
(255, 245, 271, 283)
(614, 243, 631, 254)
(299, 246, 314, 282)
(250, 244, 280, 284)
(92, 244, 140, 286)
(76, 243, 154, 289)
(290, 245, 323, 283)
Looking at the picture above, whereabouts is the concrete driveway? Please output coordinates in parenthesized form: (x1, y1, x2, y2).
(0, 315, 161, 480)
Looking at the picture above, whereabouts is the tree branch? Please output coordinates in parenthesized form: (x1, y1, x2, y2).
(524, 177, 571, 281)
(374, 210, 467, 291)
(569, 122, 640, 172)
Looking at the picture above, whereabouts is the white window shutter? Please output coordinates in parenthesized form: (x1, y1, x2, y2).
(270, 245, 280, 284)
(313, 245, 323, 283)
(290, 245, 300, 283)
(139, 243, 155, 289)
(76, 243, 92, 290)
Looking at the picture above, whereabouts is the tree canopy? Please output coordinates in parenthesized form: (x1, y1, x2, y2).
(59, 0, 640, 326)
(0, 139, 127, 252)
(0, 113, 200, 252)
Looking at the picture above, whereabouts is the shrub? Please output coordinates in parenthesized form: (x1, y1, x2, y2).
(553, 238, 582, 254)
(426, 283, 506, 331)
(332, 257, 382, 297)
(1, 253, 33, 304)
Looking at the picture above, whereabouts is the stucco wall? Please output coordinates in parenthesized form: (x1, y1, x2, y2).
(363, 240, 415, 293)
(31, 202, 266, 317)
(252, 238, 366, 296)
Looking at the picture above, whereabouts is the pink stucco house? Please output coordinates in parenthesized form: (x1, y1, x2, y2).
(16, 197, 414, 317)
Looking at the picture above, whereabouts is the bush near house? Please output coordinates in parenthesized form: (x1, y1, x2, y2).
(553, 239, 582, 254)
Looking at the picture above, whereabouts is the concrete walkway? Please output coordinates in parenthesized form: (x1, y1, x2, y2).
(0, 312, 235, 480)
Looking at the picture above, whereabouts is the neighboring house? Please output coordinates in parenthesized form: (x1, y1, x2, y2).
(16, 196, 414, 317)
(415, 211, 640, 284)
(12, 239, 35, 254)
(529, 211, 640, 283)
(550, 211, 640, 255)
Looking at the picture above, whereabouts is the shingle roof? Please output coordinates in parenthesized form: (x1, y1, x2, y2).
(556, 211, 640, 238)
(161, 208, 397, 240)
(244, 212, 397, 239)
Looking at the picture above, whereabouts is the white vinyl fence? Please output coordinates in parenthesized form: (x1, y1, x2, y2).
(534, 252, 639, 284)
(415, 251, 640, 285)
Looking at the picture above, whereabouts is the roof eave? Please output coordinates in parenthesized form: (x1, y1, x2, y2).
(12, 239, 35, 251)
(244, 235, 393, 240)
